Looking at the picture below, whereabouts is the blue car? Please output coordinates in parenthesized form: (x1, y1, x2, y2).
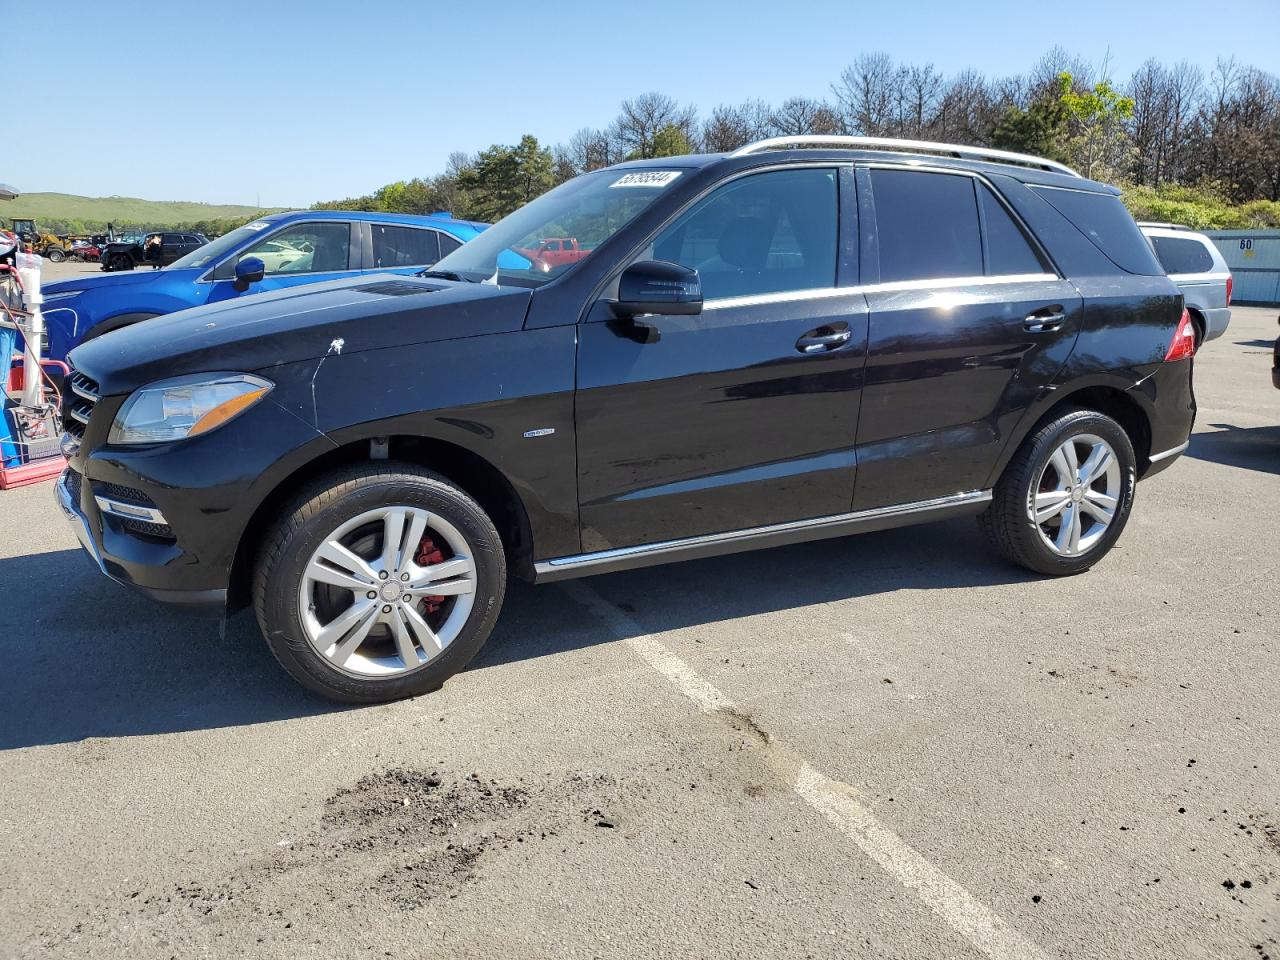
(40, 210, 488, 360)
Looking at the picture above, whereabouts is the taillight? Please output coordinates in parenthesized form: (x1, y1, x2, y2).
(1226, 274, 1233, 307)
(1164, 308, 1196, 362)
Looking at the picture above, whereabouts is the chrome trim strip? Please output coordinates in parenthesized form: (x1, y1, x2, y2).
(56, 474, 108, 575)
(93, 495, 168, 525)
(701, 274, 1059, 311)
(1148, 440, 1190, 463)
(728, 135, 1082, 178)
(703, 287, 860, 311)
(70, 379, 99, 402)
(536, 490, 992, 575)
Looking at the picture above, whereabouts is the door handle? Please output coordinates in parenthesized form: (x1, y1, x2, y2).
(1023, 309, 1066, 333)
(796, 324, 852, 353)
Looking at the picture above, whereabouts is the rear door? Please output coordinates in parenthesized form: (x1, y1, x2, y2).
(574, 165, 867, 552)
(853, 166, 1083, 509)
(370, 224, 443, 273)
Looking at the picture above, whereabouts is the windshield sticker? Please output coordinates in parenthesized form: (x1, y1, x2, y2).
(244, 221, 270, 231)
(610, 171, 682, 189)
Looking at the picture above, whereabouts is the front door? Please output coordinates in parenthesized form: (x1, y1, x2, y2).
(853, 166, 1084, 509)
(205, 221, 360, 305)
(575, 166, 867, 553)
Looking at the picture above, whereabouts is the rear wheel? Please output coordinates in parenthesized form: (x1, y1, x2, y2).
(254, 464, 506, 703)
(46, 247, 66, 263)
(979, 408, 1136, 576)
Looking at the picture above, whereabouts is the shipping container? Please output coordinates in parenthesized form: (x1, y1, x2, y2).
(1205, 230, 1280, 305)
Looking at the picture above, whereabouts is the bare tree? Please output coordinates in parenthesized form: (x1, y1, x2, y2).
(931, 70, 997, 143)
(832, 52, 899, 135)
(901, 64, 944, 138)
(768, 97, 841, 136)
(701, 101, 772, 152)
(611, 92, 698, 159)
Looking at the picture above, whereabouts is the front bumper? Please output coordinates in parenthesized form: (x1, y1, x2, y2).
(55, 469, 228, 615)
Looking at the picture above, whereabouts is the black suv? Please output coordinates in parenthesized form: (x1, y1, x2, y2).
(101, 231, 207, 271)
(57, 137, 1197, 703)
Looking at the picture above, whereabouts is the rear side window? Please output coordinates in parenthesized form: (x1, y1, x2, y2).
(978, 185, 1048, 275)
(372, 225, 441, 268)
(871, 170, 982, 282)
(1030, 186, 1162, 275)
(1150, 235, 1215, 275)
(438, 233, 462, 257)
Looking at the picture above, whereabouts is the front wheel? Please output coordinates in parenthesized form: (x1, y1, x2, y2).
(46, 248, 66, 263)
(253, 464, 507, 703)
(979, 408, 1136, 576)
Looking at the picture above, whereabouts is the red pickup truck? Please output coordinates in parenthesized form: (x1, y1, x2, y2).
(517, 237, 592, 272)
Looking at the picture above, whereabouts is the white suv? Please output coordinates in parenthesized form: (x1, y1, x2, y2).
(1139, 223, 1233, 345)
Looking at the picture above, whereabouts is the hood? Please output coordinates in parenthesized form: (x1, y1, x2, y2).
(69, 273, 534, 396)
(45, 269, 188, 295)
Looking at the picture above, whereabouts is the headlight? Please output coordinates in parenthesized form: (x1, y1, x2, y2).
(109, 373, 273, 445)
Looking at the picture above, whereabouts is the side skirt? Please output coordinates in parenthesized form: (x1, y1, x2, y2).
(533, 490, 993, 582)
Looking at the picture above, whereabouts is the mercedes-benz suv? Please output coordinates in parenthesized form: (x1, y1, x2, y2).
(56, 136, 1197, 703)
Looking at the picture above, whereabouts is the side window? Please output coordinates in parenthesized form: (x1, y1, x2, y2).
(646, 167, 837, 301)
(438, 233, 462, 258)
(241, 222, 351, 275)
(1150, 236, 1214, 275)
(871, 169, 982, 282)
(978, 185, 1048, 276)
(372, 225, 441, 268)
(1029, 186, 1163, 276)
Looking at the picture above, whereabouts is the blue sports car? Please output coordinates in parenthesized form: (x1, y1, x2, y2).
(40, 210, 489, 360)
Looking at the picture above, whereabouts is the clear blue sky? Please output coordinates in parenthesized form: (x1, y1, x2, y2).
(12, 0, 1278, 207)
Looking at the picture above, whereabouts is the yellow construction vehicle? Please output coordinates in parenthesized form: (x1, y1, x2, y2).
(9, 219, 69, 262)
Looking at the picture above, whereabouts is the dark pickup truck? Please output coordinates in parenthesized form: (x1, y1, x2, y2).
(101, 231, 207, 271)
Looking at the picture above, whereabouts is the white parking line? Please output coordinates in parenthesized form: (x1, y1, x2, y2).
(562, 580, 1049, 960)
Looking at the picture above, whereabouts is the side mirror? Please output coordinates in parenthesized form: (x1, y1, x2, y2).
(233, 256, 266, 292)
(612, 260, 702, 319)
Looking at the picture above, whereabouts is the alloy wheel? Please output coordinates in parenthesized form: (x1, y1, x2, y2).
(299, 506, 477, 677)
(1028, 433, 1121, 557)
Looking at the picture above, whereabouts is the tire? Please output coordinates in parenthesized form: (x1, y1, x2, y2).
(253, 463, 507, 703)
(46, 248, 66, 263)
(979, 408, 1136, 576)
(111, 254, 132, 271)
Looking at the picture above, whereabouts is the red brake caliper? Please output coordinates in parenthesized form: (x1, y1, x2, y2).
(414, 535, 447, 615)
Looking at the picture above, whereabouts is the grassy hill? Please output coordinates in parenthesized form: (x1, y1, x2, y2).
(3, 192, 286, 231)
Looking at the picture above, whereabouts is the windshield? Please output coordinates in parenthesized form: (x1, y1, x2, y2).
(429, 168, 686, 285)
(167, 220, 275, 270)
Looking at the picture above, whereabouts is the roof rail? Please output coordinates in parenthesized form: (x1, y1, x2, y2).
(728, 135, 1082, 178)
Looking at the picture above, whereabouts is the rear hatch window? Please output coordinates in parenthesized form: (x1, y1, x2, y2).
(1030, 186, 1163, 276)
(1150, 235, 1215, 275)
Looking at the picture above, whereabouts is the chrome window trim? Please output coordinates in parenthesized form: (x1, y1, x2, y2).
(1166, 271, 1230, 284)
(701, 273, 1059, 311)
(535, 490, 992, 577)
(93, 496, 168, 525)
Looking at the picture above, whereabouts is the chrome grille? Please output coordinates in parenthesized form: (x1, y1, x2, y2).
(63, 368, 100, 439)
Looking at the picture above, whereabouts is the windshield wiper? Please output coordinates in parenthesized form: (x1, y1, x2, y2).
(416, 269, 477, 283)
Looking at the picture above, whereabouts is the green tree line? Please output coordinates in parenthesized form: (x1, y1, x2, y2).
(313, 47, 1280, 230)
